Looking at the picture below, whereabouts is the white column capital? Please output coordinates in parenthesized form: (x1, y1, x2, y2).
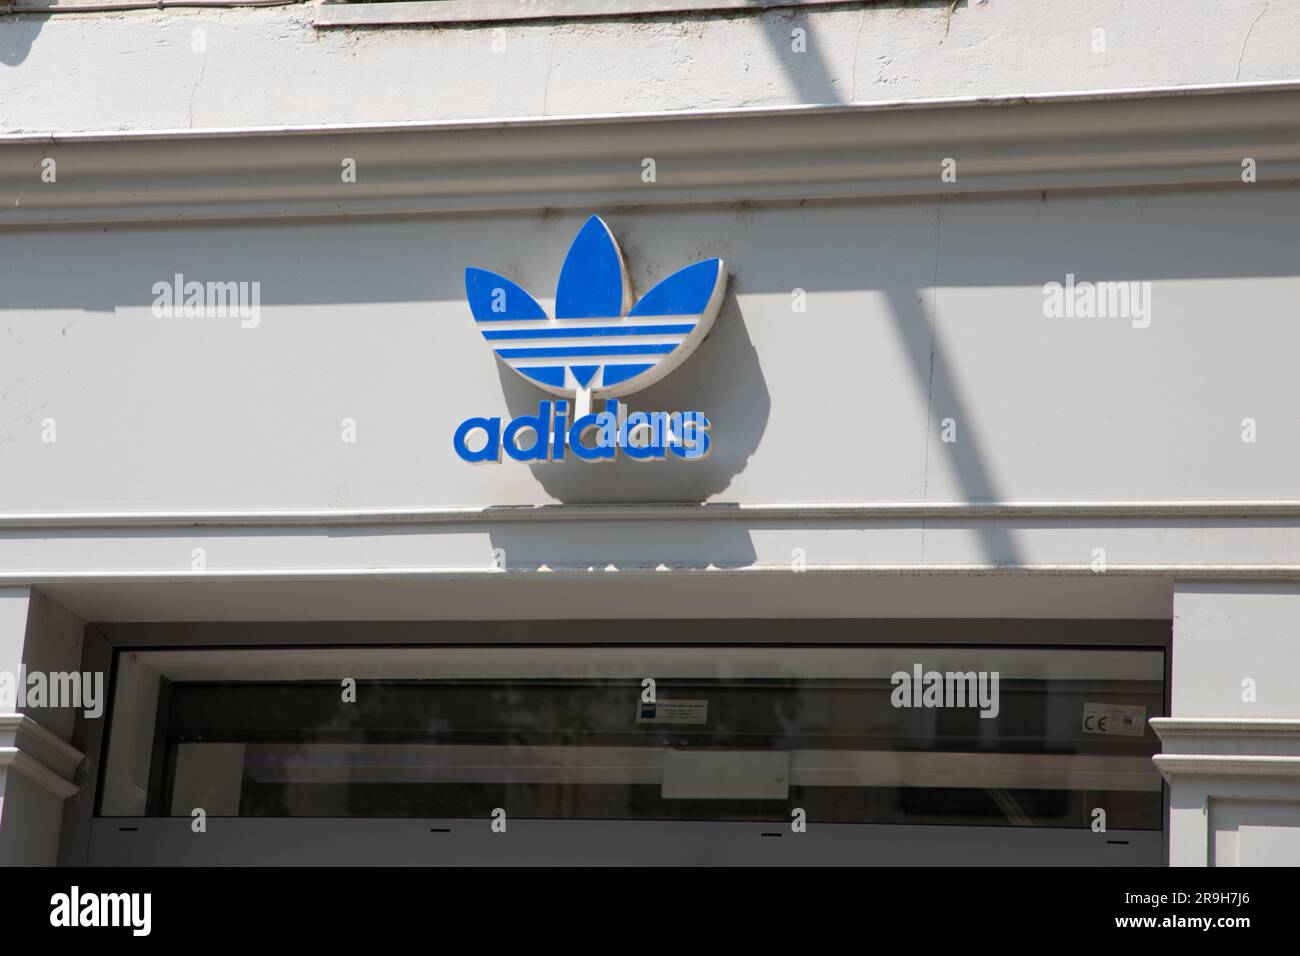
(0, 713, 83, 800)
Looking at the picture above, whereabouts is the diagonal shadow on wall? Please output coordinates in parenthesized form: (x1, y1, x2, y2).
(882, 200, 1023, 566)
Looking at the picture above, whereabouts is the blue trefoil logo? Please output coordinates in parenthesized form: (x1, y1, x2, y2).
(455, 215, 727, 463)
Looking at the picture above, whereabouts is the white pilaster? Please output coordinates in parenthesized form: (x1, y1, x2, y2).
(0, 588, 86, 866)
(1160, 583, 1300, 866)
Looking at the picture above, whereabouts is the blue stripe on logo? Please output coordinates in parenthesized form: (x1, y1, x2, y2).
(496, 344, 679, 359)
(481, 323, 695, 341)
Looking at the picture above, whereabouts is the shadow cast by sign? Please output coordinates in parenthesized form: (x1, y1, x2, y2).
(493, 282, 769, 504)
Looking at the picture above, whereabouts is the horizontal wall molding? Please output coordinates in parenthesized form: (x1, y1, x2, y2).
(0, 714, 83, 800)
(1151, 718, 1300, 738)
(5, 505, 1300, 582)
(3, 81, 1300, 227)
(1153, 754, 1300, 780)
(316, 0, 879, 28)
(0, 749, 79, 799)
(1151, 718, 1300, 784)
(6, 499, 1300, 529)
(3, 565, 1300, 585)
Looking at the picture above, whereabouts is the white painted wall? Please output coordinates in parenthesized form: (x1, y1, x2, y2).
(2, 190, 1298, 512)
(1172, 585, 1300, 719)
(0, 1, 1297, 134)
(6, 1, 1300, 867)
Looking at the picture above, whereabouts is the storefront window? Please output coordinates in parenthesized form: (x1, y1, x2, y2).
(99, 644, 1164, 830)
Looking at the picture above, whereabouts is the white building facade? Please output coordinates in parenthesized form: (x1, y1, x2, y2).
(2, 0, 1300, 866)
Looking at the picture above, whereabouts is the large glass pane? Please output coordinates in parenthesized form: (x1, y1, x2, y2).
(100, 644, 1164, 829)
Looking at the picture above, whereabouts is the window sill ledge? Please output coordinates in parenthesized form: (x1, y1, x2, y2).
(314, 0, 859, 29)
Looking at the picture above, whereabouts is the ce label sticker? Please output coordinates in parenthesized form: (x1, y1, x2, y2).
(1082, 702, 1147, 737)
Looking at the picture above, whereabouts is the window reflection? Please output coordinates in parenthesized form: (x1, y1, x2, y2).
(108, 646, 1166, 830)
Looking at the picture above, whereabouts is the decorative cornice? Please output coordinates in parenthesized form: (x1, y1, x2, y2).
(1153, 754, 1300, 780)
(3, 82, 1300, 227)
(3, 503, 1300, 581)
(0, 714, 83, 800)
(0, 750, 79, 799)
(1151, 718, 1300, 739)
(1151, 719, 1300, 784)
(1, 564, 1299, 586)
(2, 499, 1300, 529)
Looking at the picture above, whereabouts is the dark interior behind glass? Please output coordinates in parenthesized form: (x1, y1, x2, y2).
(137, 653, 1164, 829)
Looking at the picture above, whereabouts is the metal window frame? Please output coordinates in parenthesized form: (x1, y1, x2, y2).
(59, 619, 1171, 864)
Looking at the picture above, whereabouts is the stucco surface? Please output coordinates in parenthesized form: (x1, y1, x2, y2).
(0, 1, 1297, 133)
